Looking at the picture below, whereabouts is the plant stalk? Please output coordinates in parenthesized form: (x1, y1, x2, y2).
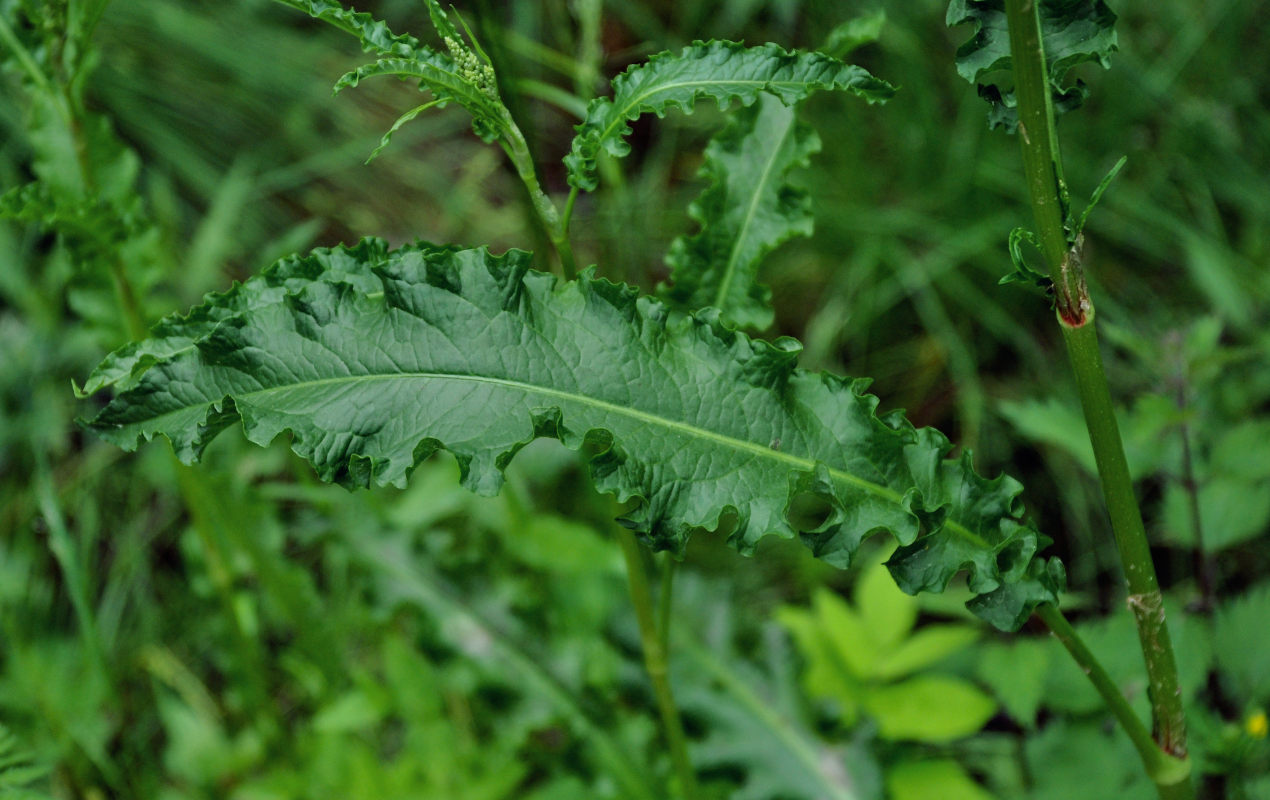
(1004, 0, 1191, 782)
(501, 119, 578, 279)
(616, 529, 698, 800)
(1035, 604, 1191, 794)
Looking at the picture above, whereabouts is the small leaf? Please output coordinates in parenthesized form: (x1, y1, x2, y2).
(335, 54, 506, 143)
(82, 241, 1062, 629)
(565, 40, 894, 191)
(1069, 155, 1127, 237)
(820, 9, 887, 58)
(872, 625, 980, 681)
(1000, 226, 1051, 291)
(365, 100, 444, 163)
(947, 0, 1118, 131)
(658, 93, 819, 330)
(272, 0, 421, 57)
(862, 674, 997, 742)
(887, 759, 996, 800)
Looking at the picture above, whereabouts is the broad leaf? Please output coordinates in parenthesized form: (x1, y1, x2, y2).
(82, 240, 1062, 630)
(658, 93, 817, 330)
(947, 0, 1117, 131)
(564, 40, 894, 191)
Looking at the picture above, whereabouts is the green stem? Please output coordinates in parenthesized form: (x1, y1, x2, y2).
(1035, 604, 1191, 794)
(501, 119, 577, 279)
(616, 529, 698, 800)
(1004, 0, 1191, 775)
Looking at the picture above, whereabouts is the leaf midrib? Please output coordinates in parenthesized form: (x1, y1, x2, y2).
(135, 368, 990, 548)
(711, 104, 792, 312)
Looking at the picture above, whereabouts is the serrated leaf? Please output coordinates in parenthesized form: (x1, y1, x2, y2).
(82, 240, 1061, 629)
(947, 0, 1117, 131)
(334, 54, 506, 143)
(271, 0, 421, 57)
(658, 93, 817, 330)
(565, 40, 894, 191)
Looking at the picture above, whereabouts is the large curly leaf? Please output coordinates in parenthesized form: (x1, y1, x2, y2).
(82, 241, 1062, 630)
(564, 40, 894, 191)
(947, 0, 1117, 131)
(658, 93, 818, 330)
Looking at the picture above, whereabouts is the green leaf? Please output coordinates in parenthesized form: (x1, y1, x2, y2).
(872, 626, 980, 681)
(887, 759, 995, 800)
(1214, 582, 1270, 703)
(974, 639, 1051, 728)
(1000, 226, 1051, 292)
(334, 54, 506, 143)
(271, 0, 421, 57)
(862, 674, 997, 742)
(82, 240, 1062, 629)
(820, 10, 887, 59)
(658, 93, 818, 330)
(947, 0, 1118, 131)
(564, 40, 894, 191)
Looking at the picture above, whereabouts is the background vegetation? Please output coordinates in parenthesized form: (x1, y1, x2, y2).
(2, 0, 1268, 797)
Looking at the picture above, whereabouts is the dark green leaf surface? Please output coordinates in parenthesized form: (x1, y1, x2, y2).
(83, 241, 1061, 630)
(564, 40, 894, 191)
(947, 0, 1117, 131)
(658, 93, 817, 330)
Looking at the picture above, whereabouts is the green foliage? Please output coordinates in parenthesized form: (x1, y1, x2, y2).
(947, 0, 1118, 131)
(565, 39, 894, 191)
(658, 92, 818, 331)
(778, 557, 997, 741)
(83, 239, 1061, 630)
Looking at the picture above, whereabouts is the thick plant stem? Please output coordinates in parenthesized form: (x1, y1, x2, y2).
(1035, 604, 1191, 795)
(1003, 0, 1191, 780)
(616, 529, 698, 800)
(1061, 316, 1189, 758)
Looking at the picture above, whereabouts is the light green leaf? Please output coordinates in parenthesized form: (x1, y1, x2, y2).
(872, 625, 980, 681)
(947, 0, 1118, 131)
(863, 674, 997, 742)
(854, 556, 918, 656)
(658, 93, 818, 330)
(82, 240, 1062, 629)
(887, 759, 996, 800)
(565, 40, 894, 191)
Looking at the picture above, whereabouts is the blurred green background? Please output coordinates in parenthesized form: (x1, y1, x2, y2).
(2, 1, 1268, 798)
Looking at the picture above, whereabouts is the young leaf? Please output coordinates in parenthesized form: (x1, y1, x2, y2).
(658, 93, 818, 330)
(270, 0, 421, 57)
(334, 54, 506, 143)
(564, 40, 895, 191)
(947, 0, 1117, 131)
(82, 241, 1062, 630)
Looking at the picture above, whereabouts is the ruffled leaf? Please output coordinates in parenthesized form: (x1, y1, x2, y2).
(83, 240, 1061, 630)
(947, 0, 1117, 131)
(658, 93, 818, 330)
(565, 40, 894, 191)
(271, 0, 421, 57)
(334, 55, 506, 143)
